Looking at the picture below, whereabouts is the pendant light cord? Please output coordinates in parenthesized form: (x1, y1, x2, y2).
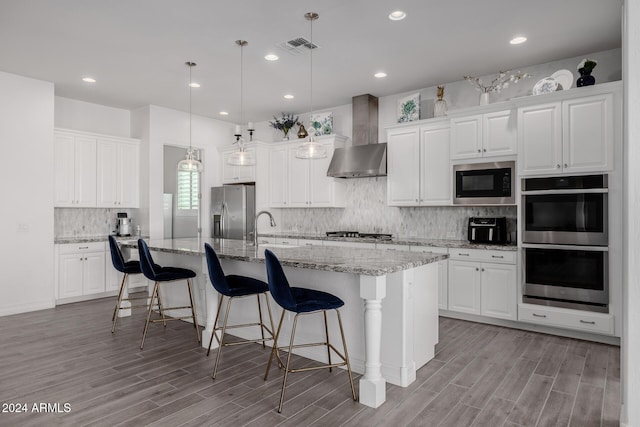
(189, 63, 193, 152)
(309, 16, 313, 124)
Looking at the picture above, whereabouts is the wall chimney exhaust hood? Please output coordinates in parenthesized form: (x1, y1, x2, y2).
(327, 94, 387, 178)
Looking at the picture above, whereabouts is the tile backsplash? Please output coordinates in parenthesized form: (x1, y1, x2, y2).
(278, 177, 516, 240)
(55, 208, 139, 237)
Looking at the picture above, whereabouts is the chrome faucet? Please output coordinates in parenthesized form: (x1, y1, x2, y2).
(254, 210, 276, 246)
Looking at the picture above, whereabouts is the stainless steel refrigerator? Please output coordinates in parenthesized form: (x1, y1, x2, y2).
(210, 184, 255, 240)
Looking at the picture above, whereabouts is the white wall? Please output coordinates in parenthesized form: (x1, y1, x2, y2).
(623, 1, 639, 425)
(132, 105, 236, 240)
(0, 71, 55, 316)
(55, 96, 131, 138)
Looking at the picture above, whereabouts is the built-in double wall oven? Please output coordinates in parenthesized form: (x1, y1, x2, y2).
(521, 174, 609, 312)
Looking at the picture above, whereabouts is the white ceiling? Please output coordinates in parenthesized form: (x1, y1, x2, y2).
(0, 0, 622, 123)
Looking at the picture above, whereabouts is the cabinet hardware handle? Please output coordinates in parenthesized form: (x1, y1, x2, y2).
(477, 149, 481, 153)
(305, 243, 313, 246)
(475, 267, 479, 271)
(556, 164, 561, 169)
(564, 163, 568, 168)
(459, 253, 469, 256)
(79, 246, 89, 249)
(579, 320, 596, 324)
(532, 313, 547, 318)
(483, 148, 486, 152)
(481, 268, 485, 271)
(491, 255, 504, 259)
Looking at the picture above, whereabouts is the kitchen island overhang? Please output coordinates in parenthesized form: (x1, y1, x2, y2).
(120, 238, 447, 408)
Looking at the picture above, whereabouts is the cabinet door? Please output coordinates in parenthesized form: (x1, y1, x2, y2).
(74, 137, 97, 207)
(96, 140, 118, 207)
(221, 152, 237, 183)
(54, 134, 76, 207)
(480, 263, 516, 320)
(83, 252, 106, 294)
(448, 260, 481, 314)
(222, 149, 257, 183)
(387, 127, 420, 206)
(483, 110, 516, 156)
(563, 94, 613, 173)
(269, 146, 288, 207)
(309, 142, 335, 206)
(287, 152, 309, 207)
(119, 142, 140, 208)
(105, 264, 122, 292)
(59, 254, 84, 298)
(450, 115, 482, 160)
(518, 103, 563, 176)
(419, 125, 451, 205)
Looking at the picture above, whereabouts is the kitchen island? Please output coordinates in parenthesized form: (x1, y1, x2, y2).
(120, 237, 447, 408)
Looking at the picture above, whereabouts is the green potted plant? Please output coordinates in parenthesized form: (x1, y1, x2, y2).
(269, 112, 299, 140)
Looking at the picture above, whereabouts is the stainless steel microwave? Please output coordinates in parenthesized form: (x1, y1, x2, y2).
(453, 161, 515, 205)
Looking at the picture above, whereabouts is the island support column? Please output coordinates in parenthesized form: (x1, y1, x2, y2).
(359, 274, 387, 408)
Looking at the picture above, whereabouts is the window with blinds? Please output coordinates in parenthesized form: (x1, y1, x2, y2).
(177, 170, 199, 210)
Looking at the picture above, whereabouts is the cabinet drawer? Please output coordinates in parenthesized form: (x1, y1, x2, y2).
(275, 237, 299, 246)
(59, 241, 105, 254)
(518, 304, 613, 335)
(256, 237, 276, 245)
(298, 239, 322, 247)
(410, 246, 448, 254)
(449, 248, 515, 264)
(376, 243, 411, 251)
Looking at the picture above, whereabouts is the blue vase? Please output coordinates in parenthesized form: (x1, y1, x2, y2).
(577, 68, 595, 87)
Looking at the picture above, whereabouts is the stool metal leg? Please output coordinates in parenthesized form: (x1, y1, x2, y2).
(140, 281, 159, 350)
(111, 273, 128, 333)
(336, 309, 357, 401)
(257, 294, 266, 348)
(155, 284, 167, 327)
(212, 296, 233, 379)
(206, 295, 225, 357)
(323, 311, 332, 372)
(278, 313, 300, 413)
(186, 279, 201, 343)
(264, 310, 285, 381)
(264, 294, 276, 349)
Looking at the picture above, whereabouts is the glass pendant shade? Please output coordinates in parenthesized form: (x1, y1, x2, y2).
(227, 145, 255, 166)
(295, 137, 326, 159)
(177, 149, 203, 172)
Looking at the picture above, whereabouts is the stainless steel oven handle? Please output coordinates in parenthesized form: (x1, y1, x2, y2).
(521, 188, 608, 195)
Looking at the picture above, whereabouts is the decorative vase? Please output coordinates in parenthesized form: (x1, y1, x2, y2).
(433, 85, 448, 117)
(576, 68, 595, 87)
(297, 124, 308, 139)
(479, 92, 490, 105)
(282, 129, 290, 141)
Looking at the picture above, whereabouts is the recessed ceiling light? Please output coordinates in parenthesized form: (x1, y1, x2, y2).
(82, 77, 96, 83)
(510, 36, 527, 45)
(189, 82, 201, 88)
(219, 111, 229, 116)
(388, 10, 406, 21)
(265, 54, 279, 61)
(374, 72, 387, 78)
(284, 94, 294, 99)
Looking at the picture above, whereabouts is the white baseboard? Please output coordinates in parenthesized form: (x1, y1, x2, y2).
(0, 300, 55, 317)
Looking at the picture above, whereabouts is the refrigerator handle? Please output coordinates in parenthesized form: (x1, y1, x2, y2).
(221, 202, 227, 238)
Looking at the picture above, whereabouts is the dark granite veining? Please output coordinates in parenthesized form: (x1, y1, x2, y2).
(119, 238, 447, 277)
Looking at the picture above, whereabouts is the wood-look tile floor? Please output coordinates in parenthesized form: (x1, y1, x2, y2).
(0, 296, 620, 427)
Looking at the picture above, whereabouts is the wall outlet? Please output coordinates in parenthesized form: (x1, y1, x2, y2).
(17, 223, 29, 232)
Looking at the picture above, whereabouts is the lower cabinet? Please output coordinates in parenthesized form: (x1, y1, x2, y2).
(447, 248, 517, 321)
(411, 246, 448, 310)
(58, 242, 106, 299)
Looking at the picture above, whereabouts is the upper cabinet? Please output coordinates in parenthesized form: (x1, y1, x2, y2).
(97, 138, 140, 208)
(387, 120, 451, 206)
(54, 132, 97, 207)
(517, 83, 619, 176)
(268, 135, 347, 208)
(450, 109, 515, 160)
(54, 129, 140, 208)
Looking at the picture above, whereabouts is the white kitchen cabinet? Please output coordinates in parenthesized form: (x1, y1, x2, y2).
(411, 246, 448, 310)
(298, 238, 323, 247)
(269, 146, 288, 207)
(518, 303, 614, 335)
(518, 92, 614, 176)
(268, 136, 346, 208)
(221, 148, 256, 183)
(447, 248, 517, 320)
(54, 133, 97, 207)
(97, 138, 140, 208)
(387, 121, 451, 206)
(450, 110, 515, 160)
(58, 242, 106, 300)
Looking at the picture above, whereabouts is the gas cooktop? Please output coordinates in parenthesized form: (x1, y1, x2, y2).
(326, 231, 393, 241)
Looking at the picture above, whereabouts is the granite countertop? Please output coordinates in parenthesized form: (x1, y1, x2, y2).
(119, 238, 448, 277)
(55, 235, 147, 244)
(260, 232, 518, 252)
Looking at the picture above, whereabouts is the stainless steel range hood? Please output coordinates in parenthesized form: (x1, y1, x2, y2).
(327, 94, 387, 178)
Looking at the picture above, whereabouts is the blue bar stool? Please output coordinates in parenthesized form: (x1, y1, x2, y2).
(138, 239, 201, 349)
(263, 249, 357, 413)
(108, 236, 147, 333)
(204, 243, 275, 379)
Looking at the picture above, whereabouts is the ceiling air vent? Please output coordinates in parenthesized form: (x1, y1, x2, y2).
(276, 37, 319, 55)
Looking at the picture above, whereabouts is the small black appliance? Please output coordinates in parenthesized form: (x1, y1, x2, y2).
(467, 217, 507, 244)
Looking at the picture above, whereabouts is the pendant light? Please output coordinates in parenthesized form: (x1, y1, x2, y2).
(228, 40, 256, 166)
(177, 61, 203, 173)
(295, 12, 327, 159)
